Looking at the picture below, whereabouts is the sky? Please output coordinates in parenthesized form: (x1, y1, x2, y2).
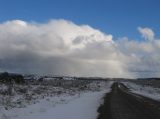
(0, 0, 160, 39)
(0, 0, 160, 78)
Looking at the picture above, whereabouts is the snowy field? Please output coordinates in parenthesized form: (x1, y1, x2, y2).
(0, 80, 113, 119)
(122, 80, 160, 101)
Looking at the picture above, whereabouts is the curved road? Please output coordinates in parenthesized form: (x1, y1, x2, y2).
(98, 82, 160, 119)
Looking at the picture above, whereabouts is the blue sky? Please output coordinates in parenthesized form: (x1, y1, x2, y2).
(0, 0, 160, 39)
(0, 0, 160, 77)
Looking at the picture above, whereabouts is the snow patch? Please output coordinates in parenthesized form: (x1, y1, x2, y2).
(123, 81, 160, 101)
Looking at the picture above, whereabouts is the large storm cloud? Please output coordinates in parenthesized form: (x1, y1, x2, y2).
(0, 19, 160, 78)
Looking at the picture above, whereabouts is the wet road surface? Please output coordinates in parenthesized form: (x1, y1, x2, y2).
(97, 82, 160, 119)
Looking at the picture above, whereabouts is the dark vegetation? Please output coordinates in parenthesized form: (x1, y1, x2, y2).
(0, 72, 24, 84)
(0, 71, 160, 111)
(123, 78, 160, 88)
(0, 72, 109, 109)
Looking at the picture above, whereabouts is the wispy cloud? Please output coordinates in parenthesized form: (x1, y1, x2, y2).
(138, 27, 155, 41)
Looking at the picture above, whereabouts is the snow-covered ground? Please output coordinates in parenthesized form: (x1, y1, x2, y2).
(15, 91, 105, 119)
(0, 81, 113, 119)
(123, 81, 160, 101)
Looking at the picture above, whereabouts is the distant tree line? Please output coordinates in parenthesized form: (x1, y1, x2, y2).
(0, 72, 24, 84)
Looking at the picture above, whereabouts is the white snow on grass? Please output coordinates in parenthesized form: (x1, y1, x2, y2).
(123, 81, 160, 101)
(0, 94, 79, 119)
(21, 91, 106, 119)
(0, 81, 113, 119)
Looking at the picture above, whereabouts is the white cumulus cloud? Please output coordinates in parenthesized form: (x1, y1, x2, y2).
(0, 19, 160, 78)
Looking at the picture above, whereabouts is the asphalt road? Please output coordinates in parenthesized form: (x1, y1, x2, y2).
(97, 82, 160, 119)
